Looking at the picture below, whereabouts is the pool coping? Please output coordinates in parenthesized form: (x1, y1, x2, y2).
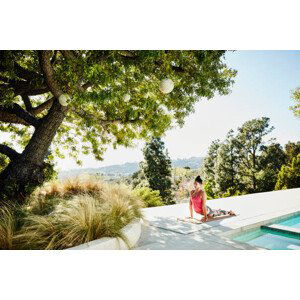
(221, 209, 300, 249)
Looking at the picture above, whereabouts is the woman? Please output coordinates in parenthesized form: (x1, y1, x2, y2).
(189, 176, 235, 222)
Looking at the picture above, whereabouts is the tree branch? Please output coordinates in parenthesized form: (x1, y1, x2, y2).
(50, 50, 58, 64)
(0, 110, 29, 125)
(73, 107, 141, 126)
(60, 50, 77, 60)
(0, 75, 49, 96)
(21, 94, 33, 111)
(14, 63, 42, 82)
(30, 97, 54, 115)
(118, 50, 137, 58)
(38, 50, 63, 98)
(0, 104, 39, 127)
(0, 144, 20, 160)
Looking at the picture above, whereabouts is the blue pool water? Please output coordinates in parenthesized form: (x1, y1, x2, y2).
(233, 214, 300, 250)
(278, 215, 300, 228)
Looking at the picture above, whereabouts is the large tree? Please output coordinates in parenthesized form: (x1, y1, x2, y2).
(142, 137, 173, 204)
(0, 50, 236, 201)
(234, 117, 274, 193)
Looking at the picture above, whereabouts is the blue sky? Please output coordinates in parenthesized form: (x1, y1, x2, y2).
(2, 51, 300, 170)
(56, 51, 300, 169)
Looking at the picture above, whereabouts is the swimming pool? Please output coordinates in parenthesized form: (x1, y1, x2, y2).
(232, 214, 300, 250)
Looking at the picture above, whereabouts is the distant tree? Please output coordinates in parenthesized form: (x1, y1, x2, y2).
(234, 117, 274, 193)
(131, 166, 148, 189)
(284, 141, 300, 164)
(258, 143, 287, 192)
(142, 137, 173, 204)
(290, 87, 300, 118)
(275, 154, 300, 190)
(200, 139, 220, 198)
(214, 130, 241, 196)
(201, 118, 291, 198)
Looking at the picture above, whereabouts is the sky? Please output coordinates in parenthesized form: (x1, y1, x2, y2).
(2, 51, 300, 171)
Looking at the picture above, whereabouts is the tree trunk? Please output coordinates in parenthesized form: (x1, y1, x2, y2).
(0, 101, 67, 202)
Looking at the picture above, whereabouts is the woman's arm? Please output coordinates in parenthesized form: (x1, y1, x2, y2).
(189, 192, 194, 218)
(202, 191, 208, 221)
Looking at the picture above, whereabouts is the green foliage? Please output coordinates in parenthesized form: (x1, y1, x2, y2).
(201, 117, 295, 198)
(0, 50, 236, 167)
(257, 143, 286, 191)
(275, 154, 300, 190)
(284, 141, 300, 164)
(142, 137, 174, 204)
(134, 186, 164, 207)
(201, 139, 220, 198)
(234, 117, 274, 193)
(0, 154, 9, 172)
(203, 181, 215, 200)
(220, 187, 244, 198)
(131, 167, 148, 189)
(290, 87, 300, 118)
(43, 162, 58, 182)
(214, 130, 241, 196)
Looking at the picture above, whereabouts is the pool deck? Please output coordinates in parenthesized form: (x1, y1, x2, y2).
(135, 188, 300, 250)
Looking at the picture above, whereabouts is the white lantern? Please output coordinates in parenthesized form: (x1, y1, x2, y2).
(58, 94, 71, 106)
(123, 94, 131, 102)
(159, 78, 174, 94)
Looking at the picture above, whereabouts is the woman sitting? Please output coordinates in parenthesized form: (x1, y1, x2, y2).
(189, 176, 235, 222)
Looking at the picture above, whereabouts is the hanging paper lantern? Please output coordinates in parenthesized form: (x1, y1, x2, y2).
(159, 78, 174, 94)
(123, 94, 131, 102)
(58, 94, 71, 106)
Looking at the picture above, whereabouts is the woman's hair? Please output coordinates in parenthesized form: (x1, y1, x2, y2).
(195, 176, 203, 184)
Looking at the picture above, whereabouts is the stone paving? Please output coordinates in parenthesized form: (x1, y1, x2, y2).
(135, 188, 300, 250)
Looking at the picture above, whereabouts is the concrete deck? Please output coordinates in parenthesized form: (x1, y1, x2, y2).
(135, 188, 300, 250)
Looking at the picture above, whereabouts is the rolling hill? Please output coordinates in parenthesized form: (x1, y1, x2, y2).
(59, 156, 204, 179)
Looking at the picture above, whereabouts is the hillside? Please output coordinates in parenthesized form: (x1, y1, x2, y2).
(59, 156, 204, 179)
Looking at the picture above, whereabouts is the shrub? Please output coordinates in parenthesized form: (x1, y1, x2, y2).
(15, 178, 144, 249)
(220, 187, 244, 198)
(134, 187, 164, 207)
(26, 176, 105, 215)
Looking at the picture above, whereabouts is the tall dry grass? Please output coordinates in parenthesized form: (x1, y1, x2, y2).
(0, 205, 17, 250)
(5, 176, 144, 250)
